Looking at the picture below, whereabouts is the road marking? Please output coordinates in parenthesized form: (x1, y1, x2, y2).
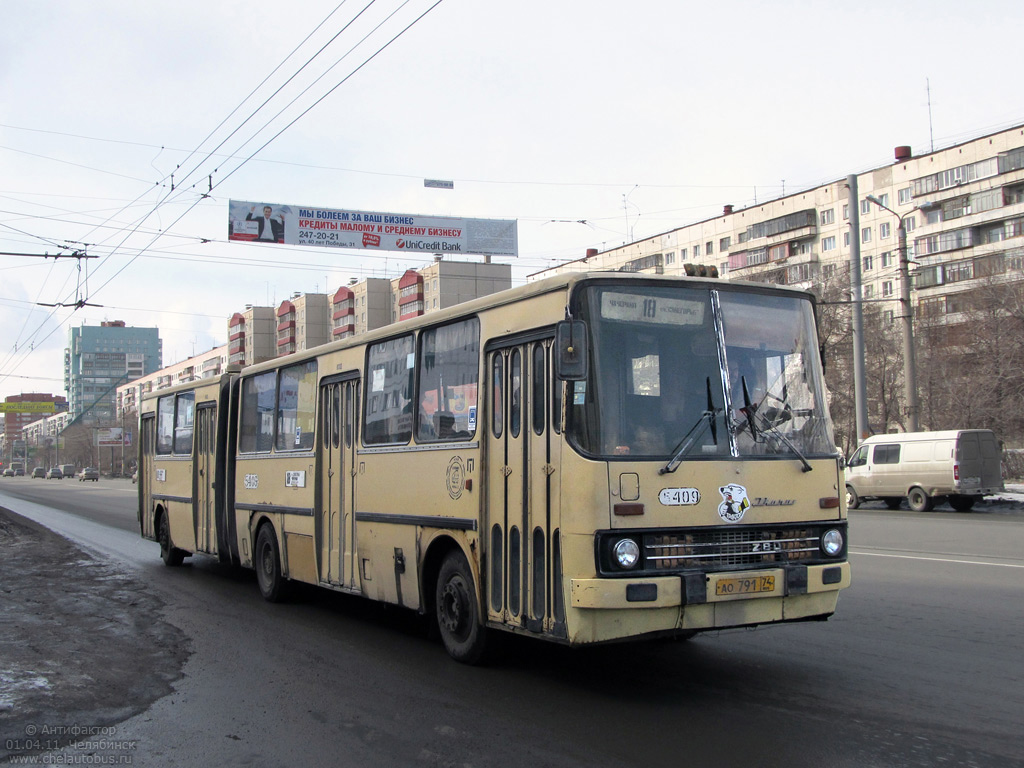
(850, 550, 1024, 569)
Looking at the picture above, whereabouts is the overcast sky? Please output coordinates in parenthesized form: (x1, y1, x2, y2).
(2, 0, 1022, 402)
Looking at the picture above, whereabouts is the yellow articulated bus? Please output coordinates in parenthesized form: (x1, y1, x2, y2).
(139, 272, 850, 663)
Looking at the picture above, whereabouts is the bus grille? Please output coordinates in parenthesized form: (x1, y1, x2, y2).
(644, 528, 822, 570)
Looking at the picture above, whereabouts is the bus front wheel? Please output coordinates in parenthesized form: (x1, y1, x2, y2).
(158, 513, 184, 567)
(255, 525, 287, 603)
(435, 551, 487, 665)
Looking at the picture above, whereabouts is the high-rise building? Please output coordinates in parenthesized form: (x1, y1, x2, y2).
(65, 321, 161, 424)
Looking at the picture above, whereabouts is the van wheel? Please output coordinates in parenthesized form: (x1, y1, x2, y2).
(845, 485, 860, 510)
(948, 495, 976, 512)
(255, 525, 288, 602)
(883, 497, 903, 510)
(907, 487, 934, 512)
(435, 551, 487, 664)
(158, 513, 185, 567)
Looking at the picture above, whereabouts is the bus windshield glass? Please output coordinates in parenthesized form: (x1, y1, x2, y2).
(567, 283, 835, 460)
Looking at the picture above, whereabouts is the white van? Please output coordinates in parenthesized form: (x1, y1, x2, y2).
(845, 430, 1003, 512)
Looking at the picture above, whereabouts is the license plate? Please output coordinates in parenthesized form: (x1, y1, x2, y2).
(715, 574, 776, 597)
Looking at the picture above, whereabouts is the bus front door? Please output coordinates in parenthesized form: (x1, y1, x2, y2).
(487, 338, 563, 636)
(139, 414, 155, 538)
(195, 404, 217, 554)
(318, 376, 359, 587)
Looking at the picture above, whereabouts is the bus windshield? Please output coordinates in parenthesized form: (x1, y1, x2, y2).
(567, 283, 836, 461)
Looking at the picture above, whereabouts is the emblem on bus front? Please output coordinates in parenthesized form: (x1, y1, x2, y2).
(718, 483, 750, 523)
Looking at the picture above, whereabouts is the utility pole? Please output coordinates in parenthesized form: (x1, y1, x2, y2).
(848, 176, 869, 442)
(868, 195, 921, 432)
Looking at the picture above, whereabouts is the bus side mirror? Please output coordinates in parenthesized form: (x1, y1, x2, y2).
(555, 320, 589, 380)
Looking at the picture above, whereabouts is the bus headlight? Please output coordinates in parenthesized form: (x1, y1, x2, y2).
(613, 538, 641, 569)
(821, 529, 844, 556)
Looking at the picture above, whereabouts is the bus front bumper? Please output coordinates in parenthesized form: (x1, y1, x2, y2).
(566, 561, 850, 642)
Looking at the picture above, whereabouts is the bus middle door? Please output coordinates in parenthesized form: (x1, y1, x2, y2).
(318, 375, 359, 587)
(195, 403, 217, 554)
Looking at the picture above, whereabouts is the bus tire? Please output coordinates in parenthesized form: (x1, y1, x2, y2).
(158, 512, 185, 567)
(255, 524, 287, 603)
(845, 485, 860, 510)
(907, 487, 934, 512)
(435, 551, 487, 665)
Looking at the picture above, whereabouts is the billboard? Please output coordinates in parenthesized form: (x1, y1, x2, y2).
(228, 200, 517, 257)
(0, 401, 56, 413)
(96, 428, 123, 447)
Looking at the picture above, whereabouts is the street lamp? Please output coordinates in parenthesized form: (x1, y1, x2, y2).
(867, 195, 920, 432)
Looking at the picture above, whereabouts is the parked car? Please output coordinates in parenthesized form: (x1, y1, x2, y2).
(2, 467, 14, 477)
(45, 467, 63, 479)
(13, 467, 24, 476)
(31, 466, 46, 478)
(78, 467, 100, 482)
(59, 464, 76, 479)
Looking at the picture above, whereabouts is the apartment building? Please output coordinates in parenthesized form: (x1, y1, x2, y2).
(231, 259, 514, 356)
(229, 306, 277, 366)
(115, 344, 228, 416)
(529, 124, 1024, 334)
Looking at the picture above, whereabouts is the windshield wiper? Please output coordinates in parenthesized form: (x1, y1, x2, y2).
(734, 378, 812, 472)
(659, 378, 720, 475)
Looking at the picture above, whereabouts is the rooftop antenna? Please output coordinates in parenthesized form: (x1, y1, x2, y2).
(927, 78, 935, 153)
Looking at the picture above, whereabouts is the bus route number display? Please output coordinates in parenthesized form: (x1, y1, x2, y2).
(601, 292, 705, 326)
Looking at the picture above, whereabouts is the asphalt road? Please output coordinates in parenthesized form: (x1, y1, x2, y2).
(1, 478, 1022, 767)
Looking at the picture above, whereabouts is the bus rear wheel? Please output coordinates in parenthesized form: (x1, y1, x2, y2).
(435, 551, 487, 665)
(255, 525, 287, 602)
(158, 513, 184, 567)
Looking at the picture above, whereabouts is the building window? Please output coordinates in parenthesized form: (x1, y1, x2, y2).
(861, 227, 872, 244)
(844, 232, 851, 247)
(665, 251, 675, 265)
(898, 187, 913, 205)
(821, 235, 837, 251)
(823, 264, 836, 280)
(680, 247, 687, 259)
(860, 199, 872, 215)
(881, 251, 895, 268)
(693, 244, 701, 257)
(880, 222, 891, 239)
(905, 216, 916, 233)
(882, 281, 894, 297)
(843, 204, 849, 220)
(706, 241, 713, 255)
(719, 237, 731, 251)
(863, 255, 874, 272)
(820, 209, 835, 226)
(863, 284, 874, 299)
(876, 193, 889, 208)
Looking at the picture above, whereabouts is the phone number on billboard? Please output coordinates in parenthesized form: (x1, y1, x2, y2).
(297, 231, 355, 246)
